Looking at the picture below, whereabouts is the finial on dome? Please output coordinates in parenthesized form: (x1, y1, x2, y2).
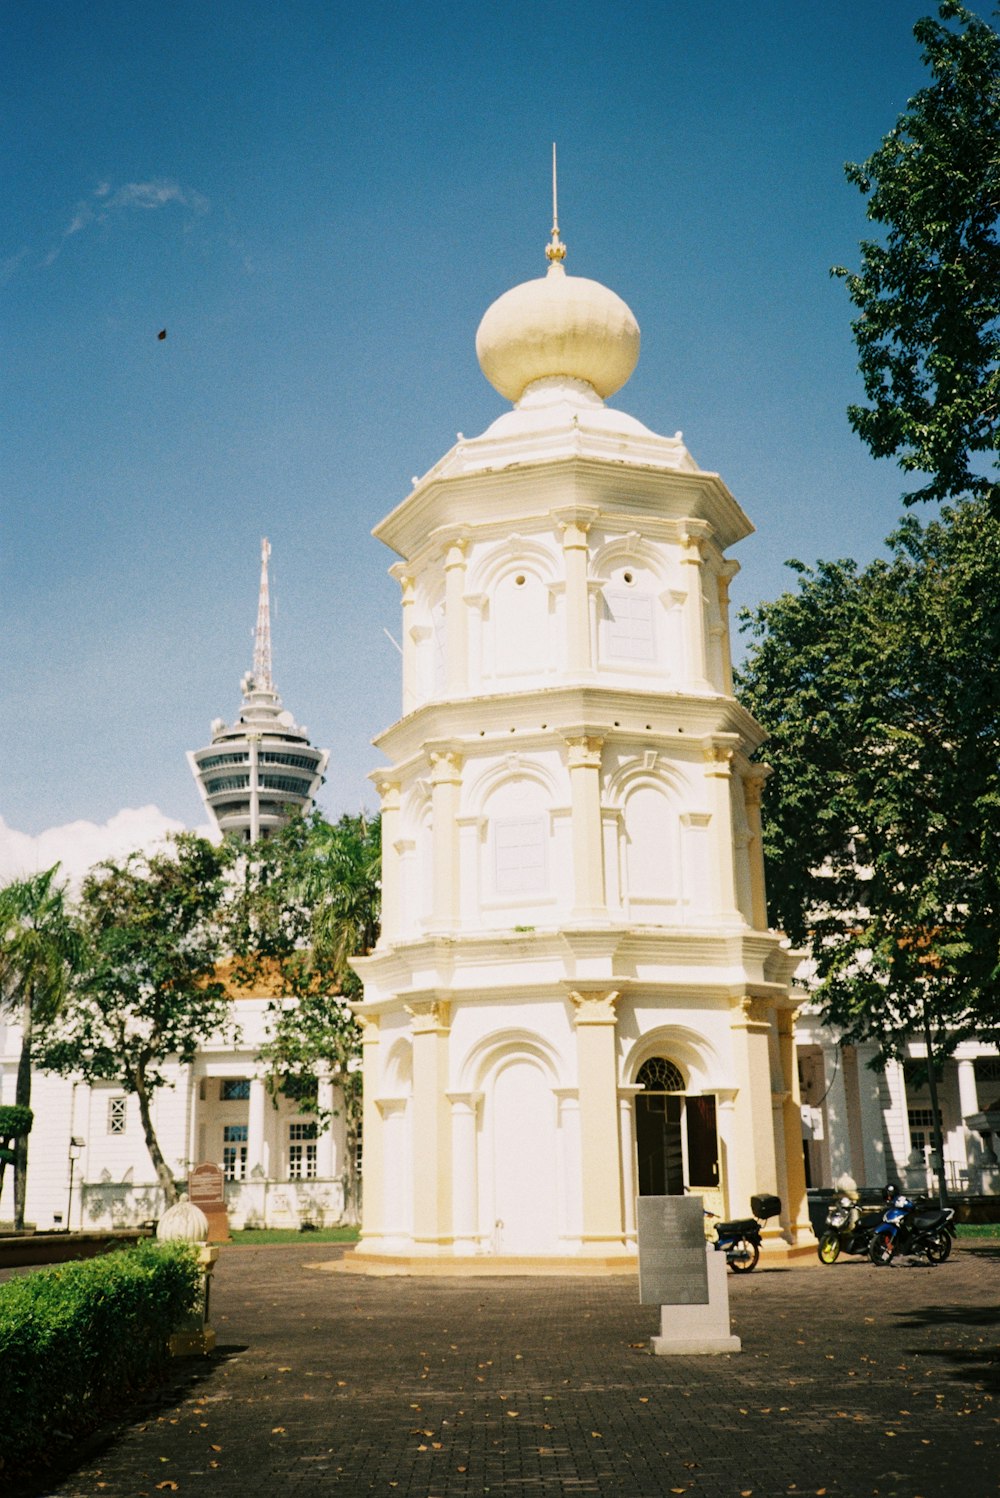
(545, 142, 566, 267)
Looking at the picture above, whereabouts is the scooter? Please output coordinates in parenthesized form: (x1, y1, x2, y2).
(816, 1194, 881, 1264)
(868, 1187, 956, 1266)
(705, 1193, 782, 1273)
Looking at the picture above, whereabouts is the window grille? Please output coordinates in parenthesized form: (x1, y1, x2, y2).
(637, 1057, 685, 1092)
(974, 1057, 1000, 1084)
(288, 1122, 318, 1179)
(221, 1079, 251, 1101)
(907, 1106, 941, 1154)
(107, 1096, 127, 1134)
(222, 1123, 248, 1180)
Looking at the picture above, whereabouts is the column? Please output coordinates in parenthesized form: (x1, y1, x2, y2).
(316, 1072, 337, 1181)
(447, 1092, 482, 1254)
(429, 750, 462, 932)
(729, 997, 780, 1225)
(357, 1013, 384, 1246)
(247, 1077, 268, 1177)
(742, 767, 770, 931)
(374, 776, 402, 945)
(559, 517, 593, 673)
(775, 1007, 809, 1241)
(854, 1041, 888, 1186)
(703, 739, 740, 919)
(884, 1058, 914, 1182)
(822, 1042, 854, 1185)
(680, 528, 709, 686)
(566, 736, 606, 920)
(408, 1001, 452, 1249)
(444, 537, 469, 694)
(618, 1085, 642, 1245)
(570, 989, 625, 1251)
(956, 1056, 983, 1183)
(248, 736, 261, 844)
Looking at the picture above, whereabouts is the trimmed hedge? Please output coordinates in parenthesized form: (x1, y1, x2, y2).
(0, 1239, 201, 1479)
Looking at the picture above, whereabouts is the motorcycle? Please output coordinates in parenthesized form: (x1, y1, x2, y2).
(705, 1193, 782, 1273)
(816, 1194, 882, 1264)
(868, 1188, 956, 1266)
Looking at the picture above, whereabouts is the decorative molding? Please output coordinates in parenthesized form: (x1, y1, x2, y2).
(569, 989, 621, 1025)
(405, 1000, 452, 1034)
(565, 735, 603, 770)
(733, 995, 771, 1030)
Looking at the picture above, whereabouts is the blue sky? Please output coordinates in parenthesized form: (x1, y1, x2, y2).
(3, 1, 939, 855)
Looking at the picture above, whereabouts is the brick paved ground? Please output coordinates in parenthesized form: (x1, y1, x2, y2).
(24, 1239, 1000, 1498)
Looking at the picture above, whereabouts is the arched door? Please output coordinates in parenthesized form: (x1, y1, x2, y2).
(635, 1057, 719, 1196)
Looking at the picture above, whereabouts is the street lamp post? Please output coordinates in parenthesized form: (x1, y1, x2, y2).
(67, 1137, 85, 1231)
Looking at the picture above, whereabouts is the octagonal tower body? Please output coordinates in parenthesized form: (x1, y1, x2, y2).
(353, 248, 808, 1262)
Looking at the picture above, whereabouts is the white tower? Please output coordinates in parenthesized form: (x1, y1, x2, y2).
(353, 211, 808, 1263)
(188, 539, 329, 841)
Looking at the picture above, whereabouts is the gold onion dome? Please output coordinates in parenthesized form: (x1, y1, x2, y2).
(476, 225, 640, 405)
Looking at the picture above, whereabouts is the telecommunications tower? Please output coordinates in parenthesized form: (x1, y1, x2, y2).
(188, 539, 329, 841)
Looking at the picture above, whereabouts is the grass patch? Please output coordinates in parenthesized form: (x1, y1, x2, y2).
(955, 1221, 1000, 1238)
(227, 1225, 360, 1245)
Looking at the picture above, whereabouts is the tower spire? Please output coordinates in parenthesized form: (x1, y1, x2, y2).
(546, 141, 566, 266)
(253, 537, 273, 691)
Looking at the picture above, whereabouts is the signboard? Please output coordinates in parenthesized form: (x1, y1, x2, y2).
(637, 1195, 710, 1307)
(188, 1161, 230, 1243)
(189, 1162, 226, 1207)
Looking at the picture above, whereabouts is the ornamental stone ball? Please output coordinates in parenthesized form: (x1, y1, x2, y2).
(156, 1193, 210, 1242)
(476, 260, 640, 405)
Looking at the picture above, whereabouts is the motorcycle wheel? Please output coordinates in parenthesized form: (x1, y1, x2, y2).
(729, 1238, 760, 1273)
(817, 1231, 841, 1265)
(869, 1230, 895, 1266)
(925, 1230, 952, 1264)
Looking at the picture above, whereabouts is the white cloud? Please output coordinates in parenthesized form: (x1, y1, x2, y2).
(0, 807, 217, 892)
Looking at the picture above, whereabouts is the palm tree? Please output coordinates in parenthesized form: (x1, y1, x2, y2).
(0, 867, 79, 1228)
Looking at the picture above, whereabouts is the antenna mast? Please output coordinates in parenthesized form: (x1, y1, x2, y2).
(253, 537, 273, 691)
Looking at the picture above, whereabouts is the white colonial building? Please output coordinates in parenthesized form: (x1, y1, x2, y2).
(350, 221, 813, 1263)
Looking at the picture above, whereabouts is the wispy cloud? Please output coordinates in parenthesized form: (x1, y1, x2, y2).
(40, 177, 209, 268)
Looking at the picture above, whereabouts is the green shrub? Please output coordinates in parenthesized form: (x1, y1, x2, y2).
(0, 1240, 201, 1478)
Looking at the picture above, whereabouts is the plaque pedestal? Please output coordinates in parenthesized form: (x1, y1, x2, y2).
(650, 1248, 741, 1356)
(188, 1163, 230, 1243)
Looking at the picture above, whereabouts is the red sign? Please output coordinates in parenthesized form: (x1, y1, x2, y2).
(189, 1162, 226, 1207)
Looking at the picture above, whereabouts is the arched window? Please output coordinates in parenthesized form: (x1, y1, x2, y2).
(637, 1057, 685, 1092)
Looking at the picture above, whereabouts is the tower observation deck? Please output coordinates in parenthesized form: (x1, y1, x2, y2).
(188, 539, 329, 841)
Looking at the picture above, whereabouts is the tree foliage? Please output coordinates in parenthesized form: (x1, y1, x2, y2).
(0, 867, 78, 1227)
(230, 811, 380, 1217)
(738, 498, 1000, 1077)
(37, 836, 233, 1207)
(833, 3, 1000, 511)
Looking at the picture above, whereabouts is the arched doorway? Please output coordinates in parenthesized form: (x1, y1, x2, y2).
(635, 1057, 719, 1196)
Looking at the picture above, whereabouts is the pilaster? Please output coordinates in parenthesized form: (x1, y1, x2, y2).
(703, 738, 741, 920)
(444, 537, 469, 694)
(374, 775, 402, 946)
(407, 1000, 452, 1248)
(570, 988, 625, 1250)
(558, 515, 594, 673)
(729, 997, 779, 1220)
(391, 566, 417, 714)
(429, 750, 462, 932)
(446, 1091, 482, 1252)
(565, 735, 606, 920)
(357, 1012, 384, 1243)
(680, 526, 710, 687)
(775, 1006, 809, 1241)
(742, 766, 770, 931)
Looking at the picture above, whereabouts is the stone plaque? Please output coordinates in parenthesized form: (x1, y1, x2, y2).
(637, 1195, 710, 1306)
(189, 1162, 225, 1207)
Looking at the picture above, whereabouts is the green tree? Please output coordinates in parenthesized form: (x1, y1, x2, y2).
(0, 867, 79, 1228)
(833, 3, 1000, 511)
(38, 836, 233, 1207)
(231, 811, 380, 1219)
(738, 498, 1000, 1201)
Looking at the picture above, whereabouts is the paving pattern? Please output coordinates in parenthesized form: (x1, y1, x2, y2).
(23, 1239, 1000, 1498)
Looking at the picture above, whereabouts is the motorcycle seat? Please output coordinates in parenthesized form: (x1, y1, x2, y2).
(717, 1217, 758, 1236)
(913, 1210, 950, 1230)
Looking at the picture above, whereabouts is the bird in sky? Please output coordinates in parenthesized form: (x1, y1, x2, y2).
(157, 328, 166, 340)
